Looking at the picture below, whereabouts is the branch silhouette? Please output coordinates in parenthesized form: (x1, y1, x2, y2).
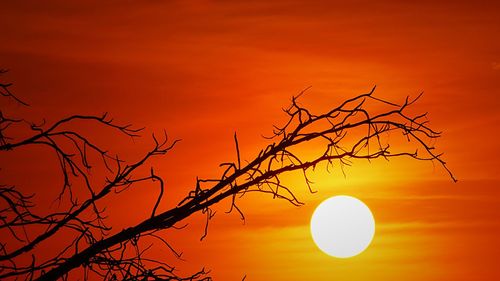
(0, 73, 455, 280)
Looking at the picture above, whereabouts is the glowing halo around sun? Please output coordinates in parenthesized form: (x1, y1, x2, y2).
(310, 195, 375, 258)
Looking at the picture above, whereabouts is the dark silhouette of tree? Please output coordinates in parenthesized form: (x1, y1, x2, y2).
(0, 72, 455, 280)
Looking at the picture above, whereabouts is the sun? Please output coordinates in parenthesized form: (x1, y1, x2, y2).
(310, 195, 375, 258)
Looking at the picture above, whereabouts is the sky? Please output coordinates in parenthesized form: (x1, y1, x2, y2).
(1, 1, 499, 280)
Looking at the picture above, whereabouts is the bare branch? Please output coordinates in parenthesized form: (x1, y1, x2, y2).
(1, 74, 455, 281)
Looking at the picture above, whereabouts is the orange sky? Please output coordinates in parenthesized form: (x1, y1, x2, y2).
(1, 1, 499, 280)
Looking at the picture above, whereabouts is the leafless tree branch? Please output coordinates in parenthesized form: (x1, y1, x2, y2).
(1, 72, 455, 280)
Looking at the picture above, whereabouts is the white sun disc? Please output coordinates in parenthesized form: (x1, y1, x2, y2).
(310, 195, 375, 258)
